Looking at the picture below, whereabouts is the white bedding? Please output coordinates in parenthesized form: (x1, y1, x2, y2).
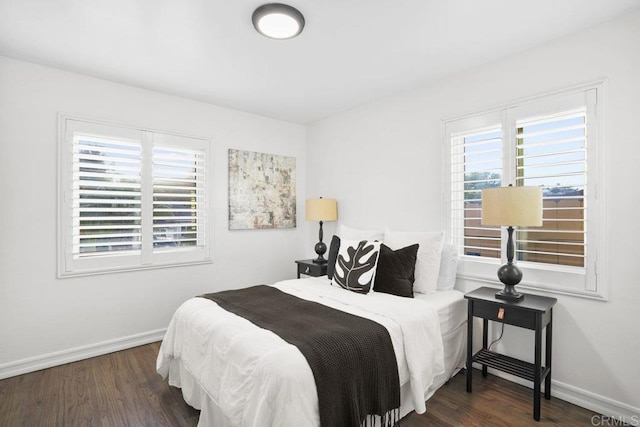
(415, 289, 467, 335)
(157, 278, 455, 427)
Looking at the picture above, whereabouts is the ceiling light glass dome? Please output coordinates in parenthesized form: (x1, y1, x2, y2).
(252, 3, 305, 40)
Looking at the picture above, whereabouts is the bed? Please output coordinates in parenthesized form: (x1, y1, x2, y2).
(156, 276, 467, 426)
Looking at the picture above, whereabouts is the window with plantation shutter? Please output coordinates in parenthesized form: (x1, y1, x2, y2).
(444, 83, 606, 299)
(59, 116, 211, 276)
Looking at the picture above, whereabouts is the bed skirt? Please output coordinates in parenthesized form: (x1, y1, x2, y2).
(163, 321, 466, 427)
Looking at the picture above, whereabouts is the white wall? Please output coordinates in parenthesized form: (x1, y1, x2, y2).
(307, 10, 640, 419)
(0, 57, 306, 376)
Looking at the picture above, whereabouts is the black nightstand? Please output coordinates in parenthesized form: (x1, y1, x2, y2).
(465, 286, 557, 421)
(295, 259, 328, 278)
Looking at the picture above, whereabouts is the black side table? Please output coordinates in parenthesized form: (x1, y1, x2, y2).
(295, 259, 328, 278)
(465, 286, 557, 421)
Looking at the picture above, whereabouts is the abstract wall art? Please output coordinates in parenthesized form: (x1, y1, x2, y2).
(228, 149, 296, 230)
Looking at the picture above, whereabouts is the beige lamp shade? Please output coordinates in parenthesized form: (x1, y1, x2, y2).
(305, 198, 338, 222)
(481, 186, 543, 227)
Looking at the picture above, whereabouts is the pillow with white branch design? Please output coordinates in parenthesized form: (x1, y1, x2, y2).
(332, 239, 381, 294)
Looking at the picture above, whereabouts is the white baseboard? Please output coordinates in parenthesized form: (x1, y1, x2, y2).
(478, 367, 640, 422)
(552, 379, 640, 423)
(0, 328, 167, 380)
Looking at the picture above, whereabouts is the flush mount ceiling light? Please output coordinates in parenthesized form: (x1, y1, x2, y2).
(252, 3, 305, 40)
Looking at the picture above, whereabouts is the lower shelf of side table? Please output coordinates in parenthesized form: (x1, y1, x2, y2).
(473, 349, 550, 383)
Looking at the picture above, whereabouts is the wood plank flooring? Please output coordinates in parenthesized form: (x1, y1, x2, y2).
(0, 342, 598, 426)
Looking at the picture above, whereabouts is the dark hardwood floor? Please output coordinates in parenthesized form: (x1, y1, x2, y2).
(0, 342, 199, 427)
(0, 342, 598, 426)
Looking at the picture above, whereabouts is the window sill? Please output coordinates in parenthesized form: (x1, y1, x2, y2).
(57, 258, 213, 279)
(456, 272, 607, 301)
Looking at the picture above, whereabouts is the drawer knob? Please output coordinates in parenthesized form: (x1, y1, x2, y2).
(305, 267, 310, 273)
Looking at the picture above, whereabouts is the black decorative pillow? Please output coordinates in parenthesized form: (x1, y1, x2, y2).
(327, 235, 340, 279)
(373, 243, 419, 298)
(333, 239, 381, 294)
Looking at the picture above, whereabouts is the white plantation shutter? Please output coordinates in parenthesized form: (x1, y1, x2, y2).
(152, 145, 207, 250)
(73, 135, 142, 257)
(451, 127, 503, 260)
(515, 109, 587, 268)
(60, 117, 211, 276)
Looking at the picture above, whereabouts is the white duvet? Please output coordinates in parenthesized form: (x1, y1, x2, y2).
(157, 278, 445, 426)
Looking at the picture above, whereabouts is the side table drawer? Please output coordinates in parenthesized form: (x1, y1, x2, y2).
(300, 264, 317, 275)
(473, 301, 536, 329)
(296, 260, 327, 278)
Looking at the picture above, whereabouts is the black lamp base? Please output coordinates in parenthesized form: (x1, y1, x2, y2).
(313, 237, 327, 264)
(496, 286, 524, 302)
(496, 260, 525, 301)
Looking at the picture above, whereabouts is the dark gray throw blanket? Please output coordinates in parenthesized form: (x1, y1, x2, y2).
(200, 285, 400, 427)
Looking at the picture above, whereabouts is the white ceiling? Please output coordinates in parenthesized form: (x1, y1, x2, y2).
(1, 0, 639, 124)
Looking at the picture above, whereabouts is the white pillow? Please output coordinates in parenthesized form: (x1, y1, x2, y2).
(332, 239, 381, 294)
(437, 243, 459, 290)
(383, 230, 445, 294)
(337, 224, 384, 241)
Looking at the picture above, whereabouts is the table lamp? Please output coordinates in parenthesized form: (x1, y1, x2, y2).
(481, 185, 542, 301)
(305, 197, 338, 264)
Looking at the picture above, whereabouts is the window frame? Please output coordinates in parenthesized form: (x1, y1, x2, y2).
(442, 81, 607, 300)
(58, 114, 212, 277)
